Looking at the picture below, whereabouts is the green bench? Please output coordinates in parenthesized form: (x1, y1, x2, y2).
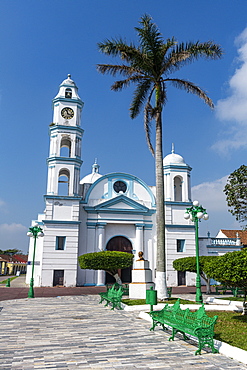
(149, 299, 218, 355)
(106, 283, 129, 296)
(99, 284, 123, 310)
(215, 285, 245, 297)
(215, 285, 233, 295)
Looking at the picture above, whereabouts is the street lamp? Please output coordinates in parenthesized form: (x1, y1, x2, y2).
(27, 223, 44, 298)
(184, 200, 209, 304)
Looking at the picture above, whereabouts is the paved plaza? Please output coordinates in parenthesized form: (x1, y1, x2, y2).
(0, 293, 246, 370)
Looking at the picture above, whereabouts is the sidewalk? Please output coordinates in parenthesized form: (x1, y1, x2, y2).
(0, 276, 107, 301)
(0, 275, 222, 301)
(0, 294, 246, 369)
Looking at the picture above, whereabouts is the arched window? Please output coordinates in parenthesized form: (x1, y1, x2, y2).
(65, 88, 72, 99)
(60, 137, 71, 157)
(58, 169, 70, 195)
(174, 176, 182, 201)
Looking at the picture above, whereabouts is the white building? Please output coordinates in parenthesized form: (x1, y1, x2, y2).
(26, 75, 198, 288)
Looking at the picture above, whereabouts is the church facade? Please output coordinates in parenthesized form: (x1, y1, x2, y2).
(26, 75, 197, 288)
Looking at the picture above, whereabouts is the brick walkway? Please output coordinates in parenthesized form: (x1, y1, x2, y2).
(0, 277, 245, 369)
(0, 295, 246, 369)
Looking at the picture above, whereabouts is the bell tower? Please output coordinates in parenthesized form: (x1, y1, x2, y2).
(40, 75, 84, 287)
(46, 74, 84, 196)
(163, 145, 195, 287)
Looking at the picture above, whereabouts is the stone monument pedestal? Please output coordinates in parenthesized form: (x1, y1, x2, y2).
(129, 259, 154, 299)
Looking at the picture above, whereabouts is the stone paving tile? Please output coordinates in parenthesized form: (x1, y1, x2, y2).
(0, 295, 246, 369)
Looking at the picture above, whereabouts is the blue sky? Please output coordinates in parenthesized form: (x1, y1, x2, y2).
(1, 0, 247, 253)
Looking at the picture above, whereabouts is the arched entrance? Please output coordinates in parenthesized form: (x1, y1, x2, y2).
(106, 236, 133, 284)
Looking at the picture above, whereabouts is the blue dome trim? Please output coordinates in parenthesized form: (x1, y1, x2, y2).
(81, 172, 156, 207)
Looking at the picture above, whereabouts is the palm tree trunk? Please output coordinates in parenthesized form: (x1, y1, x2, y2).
(155, 110, 168, 300)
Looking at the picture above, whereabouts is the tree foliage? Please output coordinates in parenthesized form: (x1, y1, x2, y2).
(224, 165, 247, 225)
(0, 249, 23, 256)
(173, 256, 218, 294)
(204, 249, 247, 288)
(78, 251, 134, 284)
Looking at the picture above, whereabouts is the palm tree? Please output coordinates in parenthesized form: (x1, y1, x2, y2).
(97, 14, 222, 299)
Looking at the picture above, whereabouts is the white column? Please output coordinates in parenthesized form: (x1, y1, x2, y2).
(96, 224, 106, 286)
(183, 175, 188, 202)
(164, 173, 171, 201)
(135, 224, 144, 259)
(85, 224, 96, 285)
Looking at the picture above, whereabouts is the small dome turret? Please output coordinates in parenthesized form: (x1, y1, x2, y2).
(53, 74, 82, 103)
(163, 144, 186, 166)
(80, 160, 102, 185)
(60, 74, 77, 88)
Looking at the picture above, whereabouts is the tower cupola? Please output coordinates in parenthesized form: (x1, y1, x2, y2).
(163, 144, 192, 202)
(52, 74, 84, 127)
(53, 74, 82, 103)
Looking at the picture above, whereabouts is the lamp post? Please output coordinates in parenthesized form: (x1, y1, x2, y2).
(184, 200, 209, 304)
(27, 223, 44, 298)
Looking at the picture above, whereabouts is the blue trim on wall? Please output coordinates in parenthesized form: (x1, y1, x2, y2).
(47, 157, 83, 165)
(166, 224, 195, 229)
(44, 195, 82, 201)
(163, 164, 192, 171)
(82, 172, 156, 206)
(50, 125, 84, 135)
(87, 217, 152, 223)
(52, 97, 84, 108)
(207, 245, 241, 249)
(43, 220, 81, 225)
(84, 195, 155, 216)
(165, 201, 193, 206)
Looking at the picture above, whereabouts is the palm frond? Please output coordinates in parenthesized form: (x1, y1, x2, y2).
(130, 79, 153, 119)
(111, 75, 145, 91)
(98, 38, 146, 65)
(144, 101, 155, 156)
(165, 78, 214, 108)
(162, 40, 223, 76)
(135, 14, 163, 54)
(185, 41, 223, 60)
(97, 64, 138, 78)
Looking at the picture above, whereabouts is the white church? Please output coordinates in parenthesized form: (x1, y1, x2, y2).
(26, 75, 198, 288)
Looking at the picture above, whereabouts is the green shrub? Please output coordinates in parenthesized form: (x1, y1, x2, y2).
(78, 251, 134, 283)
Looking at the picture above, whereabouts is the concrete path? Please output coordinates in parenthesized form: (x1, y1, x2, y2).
(0, 295, 246, 369)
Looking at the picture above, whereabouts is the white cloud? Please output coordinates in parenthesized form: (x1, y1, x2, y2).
(0, 199, 5, 208)
(213, 27, 247, 154)
(0, 223, 28, 253)
(192, 176, 228, 211)
(192, 176, 239, 236)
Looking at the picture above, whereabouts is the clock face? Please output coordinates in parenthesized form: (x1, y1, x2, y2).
(61, 107, 74, 119)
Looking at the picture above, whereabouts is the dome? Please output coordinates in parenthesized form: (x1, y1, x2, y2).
(163, 153, 186, 165)
(80, 160, 102, 184)
(60, 74, 77, 87)
(80, 172, 102, 184)
(163, 145, 186, 166)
